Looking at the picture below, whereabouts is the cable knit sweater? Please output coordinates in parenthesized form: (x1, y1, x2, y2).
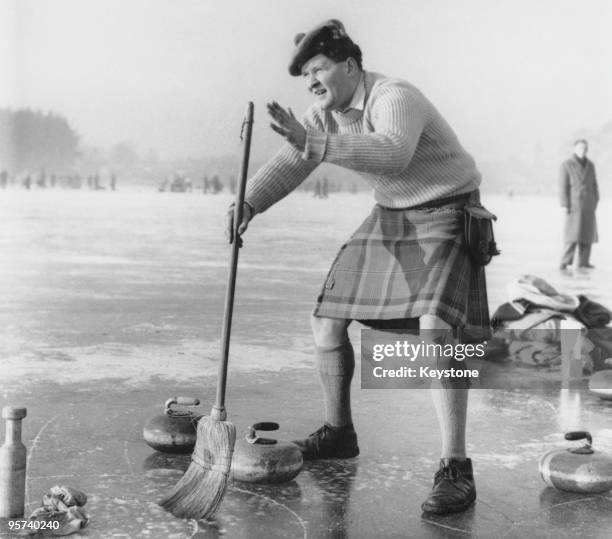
(245, 71, 481, 213)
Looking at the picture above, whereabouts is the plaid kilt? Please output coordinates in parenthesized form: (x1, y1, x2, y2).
(313, 197, 491, 342)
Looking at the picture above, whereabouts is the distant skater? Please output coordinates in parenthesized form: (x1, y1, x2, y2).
(36, 170, 47, 188)
(559, 139, 599, 272)
(211, 175, 222, 193)
(313, 178, 322, 197)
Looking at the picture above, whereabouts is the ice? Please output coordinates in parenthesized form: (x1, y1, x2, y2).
(1, 189, 611, 388)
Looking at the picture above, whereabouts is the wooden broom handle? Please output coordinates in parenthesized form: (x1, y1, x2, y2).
(213, 102, 254, 420)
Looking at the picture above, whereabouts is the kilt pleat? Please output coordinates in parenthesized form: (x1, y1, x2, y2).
(313, 201, 491, 342)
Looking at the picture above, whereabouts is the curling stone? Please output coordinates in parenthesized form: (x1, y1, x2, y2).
(539, 431, 612, 493)
(143, 397, 202, 453)
(231, 422, 303, 484)
(588, 369, 612, 400)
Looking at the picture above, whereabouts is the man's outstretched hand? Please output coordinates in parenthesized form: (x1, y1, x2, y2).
(225, 202, 253, 245)
(267, 101, 306, 153)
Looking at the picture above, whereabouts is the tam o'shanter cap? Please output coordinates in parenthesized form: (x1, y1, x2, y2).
(289, 19, 354, 76)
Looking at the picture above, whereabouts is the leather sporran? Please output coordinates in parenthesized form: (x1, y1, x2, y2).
(464, 204, 500, 266)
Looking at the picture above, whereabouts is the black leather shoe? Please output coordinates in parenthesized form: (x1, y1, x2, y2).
(292, 423, 359, 460)
(421, 458, 476, 514)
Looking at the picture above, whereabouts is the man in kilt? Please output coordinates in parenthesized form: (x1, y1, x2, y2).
(226, 19, 491, 515)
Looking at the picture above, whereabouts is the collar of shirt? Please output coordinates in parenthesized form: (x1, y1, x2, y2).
(347, 73, 366, 111)
(337, 73, 366, 114)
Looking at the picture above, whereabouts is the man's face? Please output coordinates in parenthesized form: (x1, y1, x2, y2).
(574, 142, 588, 159)
(301, 54, 354, 111)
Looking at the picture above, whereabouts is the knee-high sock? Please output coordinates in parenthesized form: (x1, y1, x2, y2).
(316, 340, 355, 427)
(424, 327, 469, 460)
(430, 383, 468, 460)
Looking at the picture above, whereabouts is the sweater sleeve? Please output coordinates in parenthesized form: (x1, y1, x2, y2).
(302, 84, 427, 175)
(244, 114, 322, 214)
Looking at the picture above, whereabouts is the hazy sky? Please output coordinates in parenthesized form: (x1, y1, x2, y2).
(1, 0, 611, 163)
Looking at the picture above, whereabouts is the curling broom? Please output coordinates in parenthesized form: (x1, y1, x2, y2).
(159, 102, 254, 519)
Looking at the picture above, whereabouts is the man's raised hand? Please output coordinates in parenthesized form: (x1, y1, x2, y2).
(267, 101, 306, 152)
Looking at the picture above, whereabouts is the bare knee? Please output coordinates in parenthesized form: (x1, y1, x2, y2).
(310, 313, 350, 348)
(420, 314, 454, 344)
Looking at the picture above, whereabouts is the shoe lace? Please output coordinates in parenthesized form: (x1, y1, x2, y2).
(435, 463, 460, 482)
(308, 424, 332, 452)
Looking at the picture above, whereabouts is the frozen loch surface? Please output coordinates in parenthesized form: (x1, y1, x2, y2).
(1, 189, 612, 538)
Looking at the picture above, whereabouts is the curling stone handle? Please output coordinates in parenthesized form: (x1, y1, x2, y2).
(164, 397, 201, 414)
(565, 431, 593, 446)
(251, 422, 279, 432)
(247, 422, 279, 445)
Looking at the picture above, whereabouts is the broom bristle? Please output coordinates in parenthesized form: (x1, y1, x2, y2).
(159, 415, 236, 519)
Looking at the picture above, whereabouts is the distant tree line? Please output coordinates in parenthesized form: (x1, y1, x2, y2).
(0, 108, 80, 172)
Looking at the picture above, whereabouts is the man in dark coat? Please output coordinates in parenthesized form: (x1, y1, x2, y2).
(560, 139, 599, 271)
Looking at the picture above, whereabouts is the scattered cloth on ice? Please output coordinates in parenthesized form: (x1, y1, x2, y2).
(503, 310, 565, 337)
(490, 275, 612, 374)
(506, 275, 580, 312)
(574, 295, 612, 328)
(22, 485, 89, 537)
